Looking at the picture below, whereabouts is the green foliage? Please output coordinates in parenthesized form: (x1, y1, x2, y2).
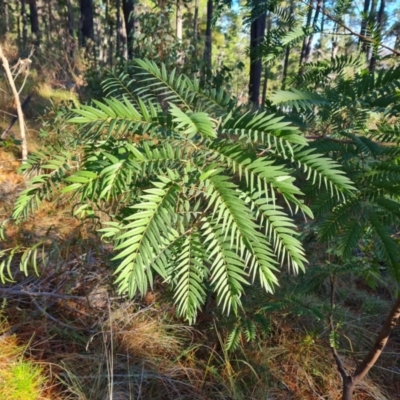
(272, 59, 400, 283)
(5, 59, 353, 323)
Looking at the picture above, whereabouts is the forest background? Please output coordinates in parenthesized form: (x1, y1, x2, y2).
(0, 0, 400, 399)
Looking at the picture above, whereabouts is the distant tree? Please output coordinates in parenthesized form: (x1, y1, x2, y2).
(27, 0, 40, 45)
(122, 0, 135, 59)
(80, 0, 94, 47)
(203, 0, 213, 66)
(248, 0, 266, 107)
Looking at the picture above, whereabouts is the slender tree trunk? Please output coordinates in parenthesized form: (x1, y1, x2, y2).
(107, 0, 114, 66)
(67, 0, 75, 37)
(176, 0, 183, 63)
(369, 0, 385, 72)
(116, 0, 121, 57)
(80, 0, 94, 47)
(28, 0, 40, 45)
(122, 0, 134, 59)
(333, 295, 400, 400)
(47, 0, 53, 45)
(281, 0, 294, 90)
(119, 7, 128, 60)
(299, 0, 314, 68)
(249, 3, 266, 107)
(304, 0, 323, 62)
(0, 0, 10, 36)
(203, 0, 213, 67)
(66, 0, 76, 57)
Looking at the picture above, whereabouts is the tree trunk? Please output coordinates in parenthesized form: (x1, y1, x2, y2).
(122, 0, 134, 59)
(342, 377, 355, 400)
(176, 0, 183, 63)
(0, 0, 10, 36)
(369, 0, 385, 72)
(249, 5, 266, 107)
(28, 0, 40, 45)
(299, 0, 314, 68)
(334, 295, 400, 400)
(203, 0, 213, 67)
(66, 0, 75, 37)
(281, 0, 294, 90)
(80, 0, 94, 47)
(304, 0, 323, 62)
(47, 0, 53, 45)
(116, 0, 121, 57)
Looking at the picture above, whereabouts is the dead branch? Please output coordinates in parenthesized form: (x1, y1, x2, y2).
(0, 46, 32, 160)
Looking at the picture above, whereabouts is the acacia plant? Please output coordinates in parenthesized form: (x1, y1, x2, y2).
(6, 59, 353, 324)
(271, 55, 400, 400)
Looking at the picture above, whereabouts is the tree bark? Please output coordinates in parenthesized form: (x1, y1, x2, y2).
(27, 0, 40, 45)
(249, 3, 266, 107)
(80, 0, 94, 47)
(122, 0, 134, 59)
(299, 0, 314, 68)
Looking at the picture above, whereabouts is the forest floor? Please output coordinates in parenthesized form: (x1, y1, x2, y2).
(0, 54, 399, 399)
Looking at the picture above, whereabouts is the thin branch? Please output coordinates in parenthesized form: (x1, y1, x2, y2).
(0, 46, 29, 160)
(352, 295, 400, 383)
(0, 288, 88, 300)
(305, 135, 354, 144)
(329, 274, 349, 381)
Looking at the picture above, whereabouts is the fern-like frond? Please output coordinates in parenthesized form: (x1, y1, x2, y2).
(173, 230, 207, 323)
(101, 175, 180, 297)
